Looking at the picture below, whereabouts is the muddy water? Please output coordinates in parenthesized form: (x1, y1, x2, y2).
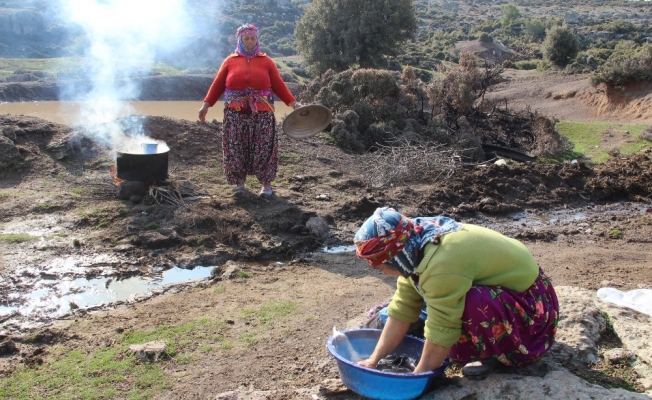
(1, 202, 648, 330)
(0, 101, 295, 125)
(0, 266, 214, 320)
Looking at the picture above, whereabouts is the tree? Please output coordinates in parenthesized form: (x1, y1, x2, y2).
(541, 25, 579, 68)
(295, 0, 417, 75)
(501, 4, 520, 26)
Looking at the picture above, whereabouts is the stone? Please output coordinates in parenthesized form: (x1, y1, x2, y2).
(46, 137, 73, 160)
(306, 216, 330, 239)
(137, 231, 171, 249)
(128, 340, 166, 362)
(119, 181, 148, 200)
(603, 348, 636, 365)
(318, 378, 349, 394)
(2, 127, 16, 140)
(0, 135, 21, 171)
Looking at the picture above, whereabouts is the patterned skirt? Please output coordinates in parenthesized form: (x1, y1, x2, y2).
(221, 108, 278, 185)
(450, 268, 559, 367)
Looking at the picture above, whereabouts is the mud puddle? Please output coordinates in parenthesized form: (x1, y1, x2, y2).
(1, 265, 214, 321)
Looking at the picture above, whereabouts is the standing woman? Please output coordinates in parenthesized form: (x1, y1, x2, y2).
(199, 23, 300, 196)
(354, 207, 559, 376)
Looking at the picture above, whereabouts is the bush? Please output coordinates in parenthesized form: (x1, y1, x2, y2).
(514, 60, 539, 70)
(479, 32, 493, 43)
(589, 43, 652, 87)
(541, 25, 579, 68)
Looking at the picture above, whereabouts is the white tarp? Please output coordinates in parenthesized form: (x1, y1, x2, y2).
(597, 288, 652, 317)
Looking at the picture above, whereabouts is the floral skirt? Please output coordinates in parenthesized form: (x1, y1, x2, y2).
(222, 108, 277, 185)
(450, 268, 559, 367)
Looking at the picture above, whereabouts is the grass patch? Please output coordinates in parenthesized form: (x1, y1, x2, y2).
(608, 229, 623, 239)
(236, 270, 252, 279)
(0, 346, 170, 400)
(214, 285, 226, 294)
(145, 222, 160, 231)
(278, 153, 303, 165)
(0, 233, 39, 243)
(556, 121, 651, 163)
(70, 188, 84, 197)
(241, 301, 298, 327)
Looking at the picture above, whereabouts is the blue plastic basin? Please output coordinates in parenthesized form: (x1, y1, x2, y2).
(326, 329, 448, 400)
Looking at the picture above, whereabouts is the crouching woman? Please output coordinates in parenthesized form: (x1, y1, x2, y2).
(354, 207, 559, 376)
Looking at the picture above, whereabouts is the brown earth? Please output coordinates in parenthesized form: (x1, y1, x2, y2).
(486, 71, 652, 123)
(1, 79, 652, 398)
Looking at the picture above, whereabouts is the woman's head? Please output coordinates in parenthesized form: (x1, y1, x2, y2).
(235, 23, 260, 56)
(354, 207, 463, 278)
(354, 207, 418, 277)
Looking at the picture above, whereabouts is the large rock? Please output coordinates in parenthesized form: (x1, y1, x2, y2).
(0, 135, 21, 171)
(428, 370, 649, 399)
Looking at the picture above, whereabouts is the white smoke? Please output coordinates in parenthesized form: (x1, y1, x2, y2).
(56, 0, 215, 151)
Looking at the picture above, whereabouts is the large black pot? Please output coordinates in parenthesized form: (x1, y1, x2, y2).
(116, 150, 169, 182)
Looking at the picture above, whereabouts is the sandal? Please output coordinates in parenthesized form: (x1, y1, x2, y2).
(259, 187, 273, 196)
(461, 358, 499, 376)
(233, 185, 246, 193)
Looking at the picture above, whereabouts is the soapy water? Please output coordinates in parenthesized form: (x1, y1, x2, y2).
(332, 326, 365, 363)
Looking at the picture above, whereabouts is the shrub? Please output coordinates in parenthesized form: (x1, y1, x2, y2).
(541, 25, 579, 68)
(479, 33, 493, 43)
(514, 60, 539, 70)
(589, 43, 652, 87)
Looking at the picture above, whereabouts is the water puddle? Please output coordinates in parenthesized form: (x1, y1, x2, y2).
(1, 266, 213, 319)
(322, 244, 356, 253)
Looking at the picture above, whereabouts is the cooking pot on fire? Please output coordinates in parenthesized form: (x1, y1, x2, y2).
(116, 140, 169, 182)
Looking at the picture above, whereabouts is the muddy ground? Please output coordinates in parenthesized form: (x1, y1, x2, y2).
(0, 74, 652, 397)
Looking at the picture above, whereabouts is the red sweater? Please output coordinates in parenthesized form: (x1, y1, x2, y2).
(203, 53, 296, 111)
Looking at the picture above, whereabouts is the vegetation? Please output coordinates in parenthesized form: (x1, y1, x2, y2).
(541, 25, 579, 68)
(0, 233, 39, 243)
(590, 43, 652, 87)
(295, 0, 417, 75)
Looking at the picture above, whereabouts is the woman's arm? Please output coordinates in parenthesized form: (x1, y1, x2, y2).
(413, 340, 450, 373)
(358, 316, 410, 368)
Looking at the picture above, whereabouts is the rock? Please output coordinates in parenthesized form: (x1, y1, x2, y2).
(46, 137, 73, 160)
(2, 126, 16, 140)
(603, 348, 636, 365)
(0, 340, 18, 355)
(119, 181, 148, 200)
(0, 135, 22, 171)
(306, 216, 330, 239)
(219, 260, 242, 280)
(427, 370, 649, 399)
(319, 378, 349, 394)
(137, 231, 171, 249)
(315, 194, 331, 201)
(549, 286, 605, 366)
(215, 390, 273, 400)
(128, 340, 166, 362)
(129, 195, 143, 204)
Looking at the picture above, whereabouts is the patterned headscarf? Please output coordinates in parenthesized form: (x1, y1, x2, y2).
(354, 207, 463, 277)
(235, 23, 260, 57)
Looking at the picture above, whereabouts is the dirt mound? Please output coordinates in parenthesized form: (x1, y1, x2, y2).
(487, 72, 652, 123)
(456, 40, 517, 64)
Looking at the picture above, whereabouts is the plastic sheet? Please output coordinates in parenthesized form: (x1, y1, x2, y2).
(596, 288, 652, 317)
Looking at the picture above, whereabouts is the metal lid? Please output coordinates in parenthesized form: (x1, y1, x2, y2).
(282, 104, 332, 139)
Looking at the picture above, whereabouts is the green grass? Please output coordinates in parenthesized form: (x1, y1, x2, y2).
(241, 301, 298, 327)
(236, 270, 252, 279)
(555, 121, 652, 163)
(0, 346, 170, 400)
(0, 233, 39, 243)
(0, 57, 183, 77)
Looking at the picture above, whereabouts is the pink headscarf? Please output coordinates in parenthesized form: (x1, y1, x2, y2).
(235, 23, 260, 57)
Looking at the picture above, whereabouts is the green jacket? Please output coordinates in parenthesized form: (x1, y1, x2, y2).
(386, 224, 539, 347)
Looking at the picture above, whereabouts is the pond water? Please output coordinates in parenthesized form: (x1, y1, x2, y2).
(0, 101, 295, 125)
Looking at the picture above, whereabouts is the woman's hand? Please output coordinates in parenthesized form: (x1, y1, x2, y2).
(413, 340, 450, 373)
(357, 358, 379, 368)
(198, 102, 210, 122)
(292, 101, 302, 110)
